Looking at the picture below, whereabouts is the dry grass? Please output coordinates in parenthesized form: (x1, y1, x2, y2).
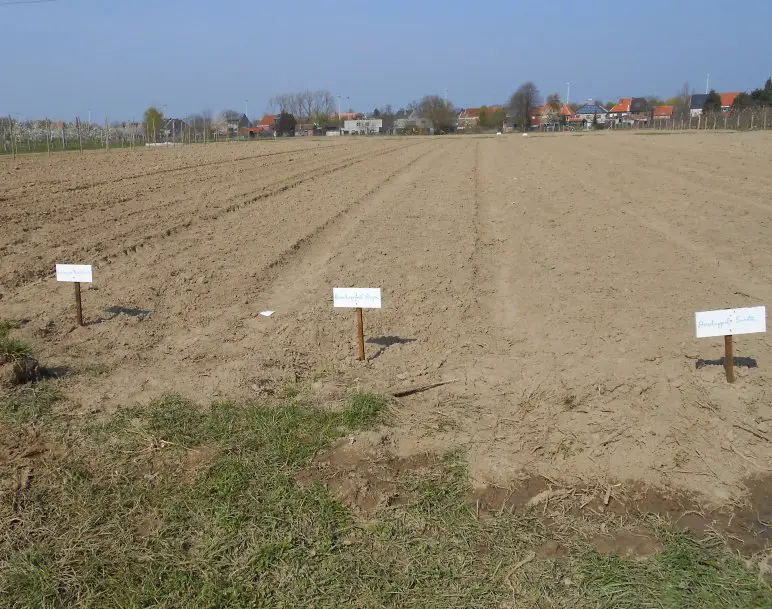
(1, 384, 770, 608)
(0, 319, 32, 361)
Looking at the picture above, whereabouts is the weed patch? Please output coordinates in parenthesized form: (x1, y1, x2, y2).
(0, 382, 62, 424)
(0, 318, 32, 361)
(1, 389, 769, 608)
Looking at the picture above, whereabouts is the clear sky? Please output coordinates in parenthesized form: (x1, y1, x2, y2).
(1, 0, 770, 121)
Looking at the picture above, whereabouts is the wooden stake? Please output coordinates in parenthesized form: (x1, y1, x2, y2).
(8, 115, 15, 160)
(724, 335, 734, 383)
(76, 116, 83, 153)
(74, 282, 84, 326)
(356, 307, 365, 361)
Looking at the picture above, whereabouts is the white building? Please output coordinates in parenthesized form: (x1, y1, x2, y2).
(342, 119, 382, 135)
(574, 102, 608, 125)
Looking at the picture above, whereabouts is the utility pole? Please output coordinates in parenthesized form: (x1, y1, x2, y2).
(566, 82, 570, 106)
(245, 99, 249, 118)
(706, 73, 710, 94)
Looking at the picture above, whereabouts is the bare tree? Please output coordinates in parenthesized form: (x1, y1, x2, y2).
(672, 82, 691, 121)
(509, 82, 541, 132)
(417, 95, 455, 133)
(269, 90, 336, 121)
(309, 90, 335, 118)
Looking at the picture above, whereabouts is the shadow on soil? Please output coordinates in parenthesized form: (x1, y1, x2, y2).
(696, 356, 758, 369)
(104, 306, 152, 319)
(366, 336, 416, 360)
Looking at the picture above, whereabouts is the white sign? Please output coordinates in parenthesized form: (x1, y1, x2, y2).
(333, 288, 382, 309)
(56, 264, 93, 283)
(695, 306, 766, 338)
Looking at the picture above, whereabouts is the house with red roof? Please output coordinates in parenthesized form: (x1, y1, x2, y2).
(458, 108, 480, 129)
(244, 114, 276, 137)
(652, 105, 674, 121)
(532, 103, 573, 128)
(719, 92, 740, 111)
(255, 114, 276, 132)
(608, 97, 649, 126)
(458, 106, 506, 130)
(689, 92, 741, 117)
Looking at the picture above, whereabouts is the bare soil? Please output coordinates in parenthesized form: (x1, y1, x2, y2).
(3, 132, 772, 524)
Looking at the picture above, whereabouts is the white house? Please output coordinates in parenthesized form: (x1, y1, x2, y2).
(393, 109, 433, 132)
(342, 119, 382, 135)
(574, 102, 608, 125)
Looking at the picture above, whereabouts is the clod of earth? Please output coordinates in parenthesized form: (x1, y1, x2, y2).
(1, 356, 43, 386)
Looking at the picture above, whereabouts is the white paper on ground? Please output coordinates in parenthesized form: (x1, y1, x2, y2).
(56, 264, 93, 283)
(695, 306, 766, 338)
(259, 311, 274, 317)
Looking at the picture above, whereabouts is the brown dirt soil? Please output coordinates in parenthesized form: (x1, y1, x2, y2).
(3, 132, 772, 519)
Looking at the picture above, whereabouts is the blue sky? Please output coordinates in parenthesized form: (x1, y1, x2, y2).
(1, 0, 770, 120)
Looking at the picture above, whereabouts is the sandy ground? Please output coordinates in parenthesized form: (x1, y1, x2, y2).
(2, 132, 772, 506)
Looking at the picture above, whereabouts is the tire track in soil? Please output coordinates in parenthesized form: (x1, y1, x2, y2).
(545, 148, 772, 303)
(468, 141, 483, 295)
(165, 140, 443, 356)
(252, 141, 446, 296)
(3, 142, 424, 290)
(111, 142, 443, 386)
(0, 142, 345, 200)
(1, 142, 399, 238)
(1, 150, 333, 248)
(169, 139, 471, 395)
(580, 144, 772, 215)
(3, 144, 408, 260)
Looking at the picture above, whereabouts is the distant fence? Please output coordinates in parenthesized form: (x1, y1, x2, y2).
(607, 107, 771, 132)
(0, 118, 256, 156)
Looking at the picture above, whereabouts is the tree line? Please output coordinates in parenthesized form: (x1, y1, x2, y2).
(137, 75, 771, 141)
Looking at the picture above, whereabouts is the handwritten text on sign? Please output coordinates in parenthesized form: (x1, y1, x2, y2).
(695, 306, 766, 338)
(333, 288, 381, 309)
(56, 264, 93, 283)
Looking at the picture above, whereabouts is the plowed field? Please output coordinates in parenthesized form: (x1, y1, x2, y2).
(3, 132, 772, 505)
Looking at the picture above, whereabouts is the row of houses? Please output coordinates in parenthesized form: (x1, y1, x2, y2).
(457, 92, 742, 131)
(603, 92, 740, 126)
(246, 109, 435, 136)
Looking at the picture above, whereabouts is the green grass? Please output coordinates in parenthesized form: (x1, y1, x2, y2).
(0, 387, 769, 608)
(0, 318, 32, 361)
(0, 139, 119, 156)
(0, 382, 62, 424)
(579, 529, 771, 608)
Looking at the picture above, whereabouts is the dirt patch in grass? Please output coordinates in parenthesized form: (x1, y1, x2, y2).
(591, 529, 664, 559)
(297, 434, 436, 512)
(470, 475, 772, 557)
(301, 432, 772, 562)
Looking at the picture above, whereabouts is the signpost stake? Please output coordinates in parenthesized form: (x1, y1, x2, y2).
(74, 282, 84, 326)
(695, 306, 766, 384)
(356, 307, 365, 361)
(724, 335, 734, 383)
(333, 288, 381, 361)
